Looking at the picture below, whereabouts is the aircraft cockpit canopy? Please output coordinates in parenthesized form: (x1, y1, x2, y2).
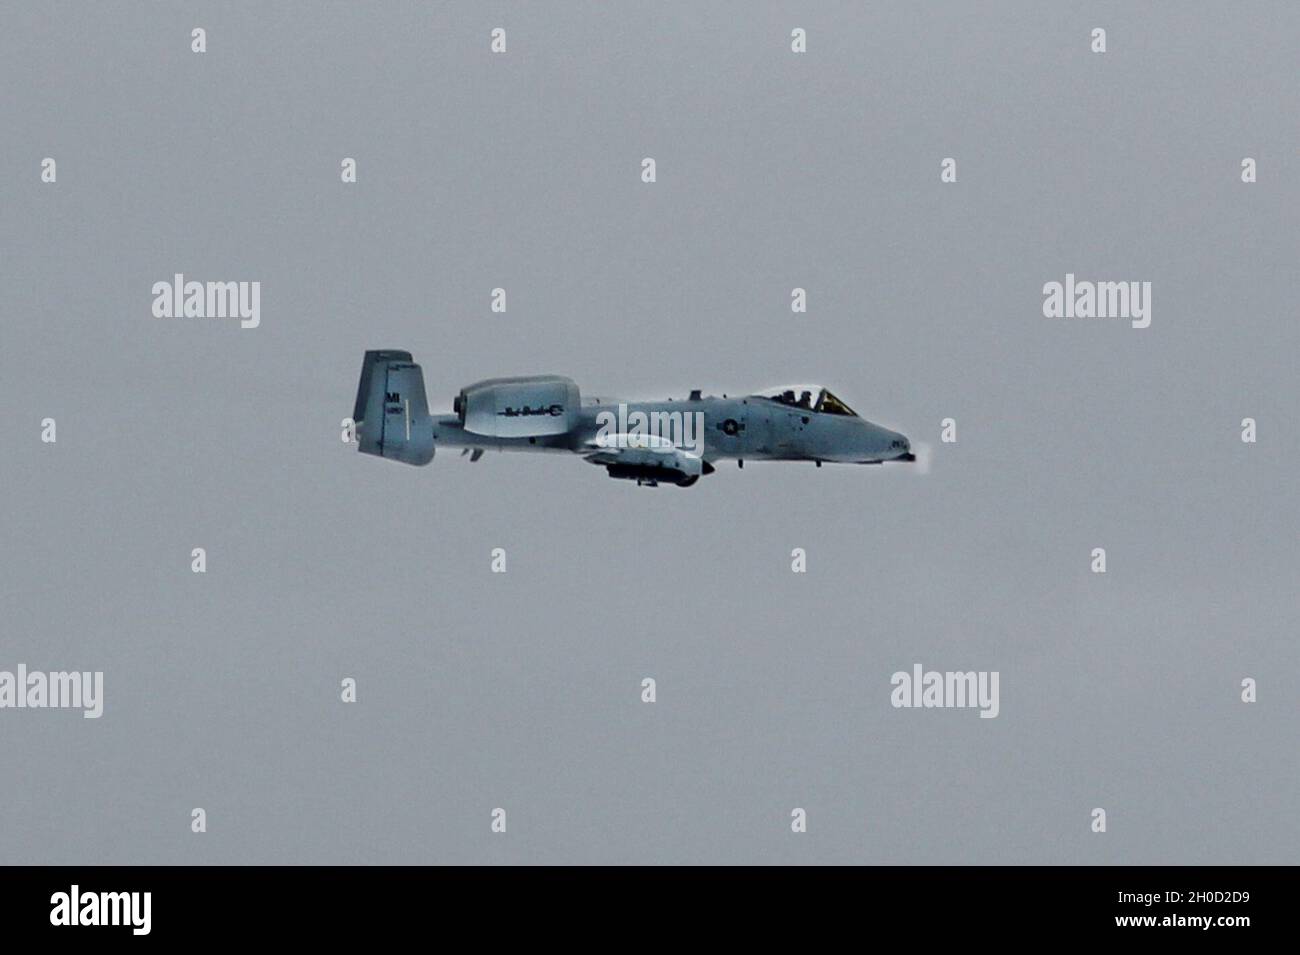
(753, 385, 858, 417)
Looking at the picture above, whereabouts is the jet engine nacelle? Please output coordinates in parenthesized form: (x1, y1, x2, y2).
(455, 375, 581, 438)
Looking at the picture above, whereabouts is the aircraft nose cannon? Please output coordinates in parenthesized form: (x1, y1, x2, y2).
(882, 430, 913, 461)
(893, 433, 931, 473)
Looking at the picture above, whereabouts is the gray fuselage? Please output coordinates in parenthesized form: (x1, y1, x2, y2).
(429, 395, 912, 465)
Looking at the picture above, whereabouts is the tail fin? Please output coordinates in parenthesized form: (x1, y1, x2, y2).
(353, 350, 435, 465)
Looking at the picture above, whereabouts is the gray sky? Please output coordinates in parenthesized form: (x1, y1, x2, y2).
(2, 1, 1296, 864)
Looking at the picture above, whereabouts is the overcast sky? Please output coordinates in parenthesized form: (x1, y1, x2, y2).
(2, 1, 1296, 863)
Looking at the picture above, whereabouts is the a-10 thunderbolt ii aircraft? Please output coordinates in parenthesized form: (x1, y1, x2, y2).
(352, 349, 916, 487)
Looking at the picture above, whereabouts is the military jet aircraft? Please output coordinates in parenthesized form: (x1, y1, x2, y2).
(351, 349, 915, 487)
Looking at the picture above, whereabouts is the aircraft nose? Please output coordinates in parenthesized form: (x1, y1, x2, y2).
(892, 432, 915, 461)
